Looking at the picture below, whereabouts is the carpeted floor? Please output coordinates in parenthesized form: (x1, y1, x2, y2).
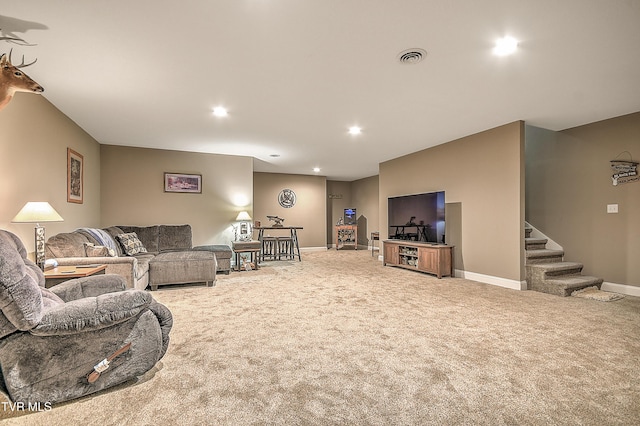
(3, 249, 639, 425)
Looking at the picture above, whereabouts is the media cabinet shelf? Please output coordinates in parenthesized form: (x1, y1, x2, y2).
(335, 225, 358, 250)
(383, 240, 453, 278)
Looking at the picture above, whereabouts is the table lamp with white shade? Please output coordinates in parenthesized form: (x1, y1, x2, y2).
(12, 201, 64, 270)
(235, 211, 252, 241)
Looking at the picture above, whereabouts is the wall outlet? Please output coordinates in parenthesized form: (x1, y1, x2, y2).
(607, 204, 619, 213)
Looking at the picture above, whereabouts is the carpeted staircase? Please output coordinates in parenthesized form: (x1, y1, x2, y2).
(525, 227, 603, 296)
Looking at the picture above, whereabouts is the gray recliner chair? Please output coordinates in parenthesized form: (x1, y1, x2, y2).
(0, 230, 172, 404)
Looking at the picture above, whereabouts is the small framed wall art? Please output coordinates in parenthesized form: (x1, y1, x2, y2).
(67, 148, 84, 204)
(278, 188, 296, 208)
(164, 172, 202, 193)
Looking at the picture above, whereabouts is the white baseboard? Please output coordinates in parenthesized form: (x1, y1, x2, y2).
(455, 269, 527, 291)
(300, 247, 328, 252)
(601, 281, 640, 297)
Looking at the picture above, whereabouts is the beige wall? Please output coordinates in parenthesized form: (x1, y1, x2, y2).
(0, 94, 101, 258)
(380, 122, 525, 284)
(253, 172, 327, 249)
(101, 145, 253, 247)
(5, 91, 634, 289)
(351, 175, 379, 247)
(326, 176, 379, 248)
(526, 112, 640, 286)
(326, 180, 352, 247)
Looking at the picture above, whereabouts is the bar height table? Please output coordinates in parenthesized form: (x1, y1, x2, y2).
(254, 226, 303, 261)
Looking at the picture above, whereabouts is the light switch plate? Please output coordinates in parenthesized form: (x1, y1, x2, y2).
(607, 204, 619, 213)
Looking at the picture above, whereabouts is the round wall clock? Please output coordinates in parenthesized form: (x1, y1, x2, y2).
(278, 188, 296, 208)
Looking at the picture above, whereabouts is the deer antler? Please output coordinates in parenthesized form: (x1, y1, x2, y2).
(7, 48, 37, 68)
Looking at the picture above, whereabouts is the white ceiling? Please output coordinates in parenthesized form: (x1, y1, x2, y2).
(3, 1, 640, 181)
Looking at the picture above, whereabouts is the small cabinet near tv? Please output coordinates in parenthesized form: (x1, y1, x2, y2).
(383, 240, 453, 278)
(335, 225, 357, 250)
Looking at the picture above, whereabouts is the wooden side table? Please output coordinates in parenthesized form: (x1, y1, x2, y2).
(232, 241, 261, 271)
(335, 224, 357, 250)
(44, 264, 107, 288)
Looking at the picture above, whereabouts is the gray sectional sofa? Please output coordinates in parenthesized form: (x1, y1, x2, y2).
(45, 225, 232, 290)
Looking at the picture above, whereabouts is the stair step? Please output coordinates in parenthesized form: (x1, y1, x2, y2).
(525, 227, 533, 238)
(526, 262, 586, 296)
(525, 237, 547, 250)
(525, 237, 547, 244)
(545, 275, 604, 297)
(525, 249, 564, 264)
(523, 224, 604, 297)
(529, 261, 584, 276)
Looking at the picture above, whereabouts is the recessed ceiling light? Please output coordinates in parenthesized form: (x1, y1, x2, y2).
(212, 106, 228, 117)
(313, 167, 321, 173)
(493, 36, 518, 56)
(348, 126, 362, 135)
(270, 154, 280, 158)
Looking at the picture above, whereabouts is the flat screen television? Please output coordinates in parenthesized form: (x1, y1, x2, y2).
(388, 191, 445, 243)
(344, 208, 357, 225)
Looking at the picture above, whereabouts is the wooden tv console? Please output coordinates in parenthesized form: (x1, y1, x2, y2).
(383, 240, 453, 278)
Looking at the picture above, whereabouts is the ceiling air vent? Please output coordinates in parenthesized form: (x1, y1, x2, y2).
(397, 48, 427, 64)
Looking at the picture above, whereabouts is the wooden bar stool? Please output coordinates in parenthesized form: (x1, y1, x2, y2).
(261, 237, 278, 261)
(370, 231, 380, 257)
(276, 236, 294, 260)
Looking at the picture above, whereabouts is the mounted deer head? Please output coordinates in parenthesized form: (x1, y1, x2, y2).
(0, 49, 43, 111)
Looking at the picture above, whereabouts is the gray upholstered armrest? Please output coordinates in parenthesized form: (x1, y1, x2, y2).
(52, 256, 139, 289)
(53, 256, 136, 267)
(50, 274, 127, 302)
(30, 290, 152, 336)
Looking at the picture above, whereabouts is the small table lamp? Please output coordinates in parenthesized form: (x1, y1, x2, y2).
(235, 211, 252, 241)
(12, 202, 64, 270)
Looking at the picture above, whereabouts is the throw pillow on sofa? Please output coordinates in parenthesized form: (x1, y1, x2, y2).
(83, 242, 117, 257)
(116, 233, 148, 256)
